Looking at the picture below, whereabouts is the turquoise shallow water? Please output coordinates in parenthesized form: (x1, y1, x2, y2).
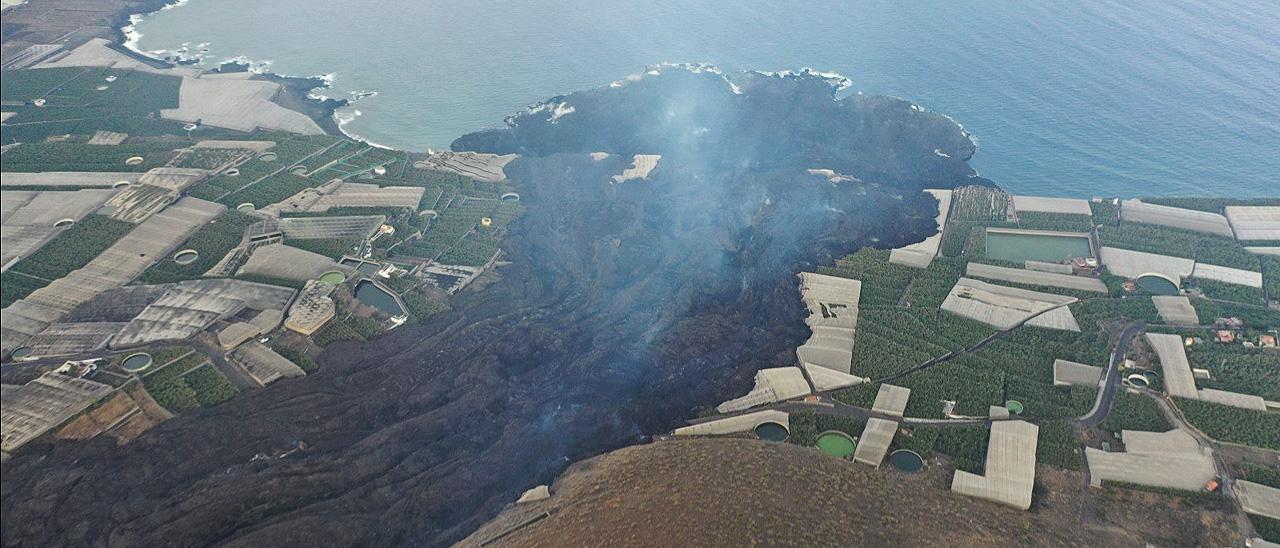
(131, 0, 1280, 197)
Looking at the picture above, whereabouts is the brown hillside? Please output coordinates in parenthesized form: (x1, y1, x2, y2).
(460, 438, 1240, 547)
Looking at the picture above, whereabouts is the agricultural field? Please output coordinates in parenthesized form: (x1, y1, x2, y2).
(310, 298, 387, 346)
(140, 351, 238, 412)
(822, 245, 1157, 421)
(1263, 255, 1280, 301)
(284, 237, 363, 260)
(817, 249, 965, 307)
(386, 168, 524, 266)
(1190, 279, 1266, 306)
(0, 141, 184, 173)
(0, 67, 194, 142)
(171, 148, 246, 170)
(213, 172, 314, 208)
(1035, 419, 1086, 470)
(138, 209, 258, 283)
(1239, 463, 1280, 490)
(1090, 200, 1121, 226)
(271, 344, 318, 373)
(1254, 516, 1280, 544)
(1014, 211, 1094, 232)
(1072, 298, 1160, 327)
(1097, 222, 1259, 271)
(0, 214, 134, 306)
(1191, 299, 1280, 330)
(1138, 197, 1280, 214)
(1175, 398, 1280, 450)
(785, 411, 866, 447)
(948, 185, 1009, 223)
(1100, 391, 1172, 434)
(886, 424, 990, 474)
(849, 305, 993, 380)
(304, 144, 401, 180)
(185, 134, 343, 203)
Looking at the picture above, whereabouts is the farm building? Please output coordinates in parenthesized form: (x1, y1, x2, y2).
(265, 180, 425, 215)
(1, 189, 119, 265)
(852, 418, 897, 467)
(1224, 206, 1280, 241)
(1, 372, 113, 453)
(796, 272, 862, 375)
(951, 420, 1040, 510)
(1152, 296, 1199, 326)
(1084, 429, 1216, 491)
(889, 189, 952, 268)
(109, 279, 293, 348)
(717, 367, 810, 413)
(237, 243, 353, 283)
(217, 309, 285, 351)
(1146, 333, 1199, 399)
(1189, 262, 1263, 289)
(276, 215, 386, 240)
(414, 151, 516, 183)
(673, 410, 789, 437)
(229, 341, 306, 386)
(1100, 247, 1195, 284)
(87, 130, 128, 145)
(0, 171, 141, 188)
(966, 262, 1107, 293)
(870, 384, 911, 417)
(941, 278, 1080, 331)
(1011, 195, 1092, 216)
(1196, 388, 1267, 411)
(612, 154, 662, 183)
(161, 75, 324, 135)
(1236, 480, 1280, 521)
(2, 197, 224, 353)
(20, 322, 124, 357)
(284, 280, 337, 335)
(1120, 200, 1233, 237)
(1052, 359, 1103, 387)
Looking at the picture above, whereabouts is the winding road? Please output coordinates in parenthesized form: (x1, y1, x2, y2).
(1076, 321, 1143, 428)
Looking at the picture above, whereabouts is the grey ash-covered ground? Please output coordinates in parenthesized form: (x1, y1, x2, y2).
(2, 67, 983, 547)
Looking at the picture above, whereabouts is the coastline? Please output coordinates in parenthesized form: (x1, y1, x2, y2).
(112, 0, 363, 146)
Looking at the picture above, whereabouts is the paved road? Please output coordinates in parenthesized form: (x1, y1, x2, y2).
(1, 339, 259, 391)
(872, 297, 1078, 386)
(1076, 322, 1144, 428)
(1143, 389, 1260, 542)
(188, 339, 260, 390)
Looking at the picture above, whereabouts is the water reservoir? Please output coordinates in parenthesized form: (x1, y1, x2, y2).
(889, 450, 925, 472)
(319, 271, 347, 284)
(1135, 275, 1179, 296)
(815, 431, 856, 458)
(355, 280, 404, 316)
(754, 422, 789, 442)
(984, 229, 1092, 264)
(121, 352, 153, 372)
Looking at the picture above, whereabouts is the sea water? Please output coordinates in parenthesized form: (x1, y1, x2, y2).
(130, 0, 1280, 197)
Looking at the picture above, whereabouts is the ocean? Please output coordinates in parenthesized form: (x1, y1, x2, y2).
(130, 0, 1279, 197)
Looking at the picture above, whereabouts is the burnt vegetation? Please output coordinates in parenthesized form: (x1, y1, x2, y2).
(3, 68, 983, 546)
